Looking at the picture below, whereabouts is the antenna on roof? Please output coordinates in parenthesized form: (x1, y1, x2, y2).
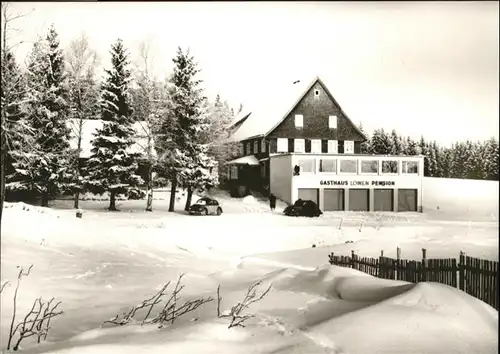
(293, 80, 300, 84)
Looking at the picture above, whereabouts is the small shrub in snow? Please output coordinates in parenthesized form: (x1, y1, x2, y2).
(217, 280, 272, 329)
(103, 273, 213, 328)
(4, 265, 63, 352)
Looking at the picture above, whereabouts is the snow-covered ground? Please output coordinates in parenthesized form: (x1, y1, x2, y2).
(0, 190, 498, 354)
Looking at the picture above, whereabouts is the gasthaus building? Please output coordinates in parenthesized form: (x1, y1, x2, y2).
(226, 76, 424, 212)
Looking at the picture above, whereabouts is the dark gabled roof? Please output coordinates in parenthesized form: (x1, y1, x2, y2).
(226, 76, 367, 143)
(227, 111, 251, 131)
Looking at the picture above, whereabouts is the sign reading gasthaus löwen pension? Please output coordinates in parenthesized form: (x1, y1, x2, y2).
(319, 180, 396, 187)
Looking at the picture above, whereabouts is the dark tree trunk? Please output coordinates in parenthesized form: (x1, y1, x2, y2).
(145, 164, 153, 212)
(184, 187, 193, 211)
(41, 191, 49, 207)
(109, 191, 117, 211)
(168, 177, 177, 212)
(74, 192, 80, 209)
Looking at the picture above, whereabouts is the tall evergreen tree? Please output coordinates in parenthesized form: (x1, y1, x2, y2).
(418, 136, 430, 176)
(9, 26, 73, 207)
(406, 136, 419, 155)
(84, 38, 142, 211)
(358, 122, 371, 154)
(370, 128, 393, 155)
(160, 47, 211, 212)
(390, 129, 402, 155)
(481, 137, 499, 180)
(428, 141, 439, 177)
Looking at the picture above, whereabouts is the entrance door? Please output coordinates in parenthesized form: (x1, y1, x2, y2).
(349, 189, 369, 211)
(298, 188, 319, 204)
(374, 189, 394, 211)
(398, 189, 418, 212)
(324, 189, 345, 211)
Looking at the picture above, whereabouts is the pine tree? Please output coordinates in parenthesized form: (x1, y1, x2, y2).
(450, 142, 469, 179)
(358, 122, 371, 154)
(406, 136, 419, 155)
(481, 137, 499, 180)
(369, 129, 393, 155)
(84, 38, 142, 211)
(1, 51, 34, 210)
(391, 129, 402, 155)
(418, 136, 430, 176)
(10, 26, 73, 207)
(159, 47, 211, 212)
(426, 141, 437, 177)
(438, 147, 451, 178)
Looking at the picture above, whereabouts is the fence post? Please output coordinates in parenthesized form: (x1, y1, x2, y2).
(421, 248, 427, 282)
(328, 252, 334, 265)
(396, 247, 401, 280)
(459, 251, 465, 291)
(351, 249, 356, 270)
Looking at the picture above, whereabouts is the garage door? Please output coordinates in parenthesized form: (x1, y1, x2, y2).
(298, 188, 319, 204)
(398, 189, 418, 212)
(374, 189, 394, 212)
(349, 189, 369, 211)
(324, 189, 345, 211)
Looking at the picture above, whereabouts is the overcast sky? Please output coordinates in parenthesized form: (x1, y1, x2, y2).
(7, 1, 499, 147)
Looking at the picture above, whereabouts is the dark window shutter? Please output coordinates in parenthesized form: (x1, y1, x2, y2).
(321, 140, 328, 153)
(354, 141, 361, 154)
(288, 138, 294, 153)
(305, 139, 311, 153)
(338, 140, 345, 154)
(243, 143, 247, 156)
(270, 139, 277, 153)
(249, 140, 254, 154)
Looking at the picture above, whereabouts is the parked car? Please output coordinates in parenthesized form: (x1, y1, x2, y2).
(283, 199, 322, 217)
(188, 197, 223, 216)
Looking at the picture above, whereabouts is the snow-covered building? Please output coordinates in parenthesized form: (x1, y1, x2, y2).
(67, 119, 157, 183)
(226, 76, 424, 212)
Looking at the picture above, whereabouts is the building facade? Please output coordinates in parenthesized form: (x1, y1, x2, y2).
(227, 76, 424, 212)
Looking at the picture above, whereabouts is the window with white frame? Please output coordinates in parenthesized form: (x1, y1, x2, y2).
(298, 159, 315, 173)
(382, 160, 398, 174)
(344, 140, 354, 154)
(294, 138, 305, 153)
(361, 160, 378, 174)
(327, 140, 338, 154)
(254, 140, 259, 154)
(295, 114, 303, 128)
(339, 159, 358, 174)
(402, 161, 419, 174)
(277, 138, 288, 152)
(319, 159, 336, 173)
(246, 142, 251, 155)
(261, 139, 266, 153)
(328, 115, 337, 129)
(311, 139, 321, 153)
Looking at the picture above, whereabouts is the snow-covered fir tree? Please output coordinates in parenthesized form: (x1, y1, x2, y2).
(390, 129, 403, 155)
(1, 50, 34, 217)
(370, 128, 393, 155)
(8, 26, 73, 207)
(418, 136, 429, 176)
(84, 38, 142, 211)
(481, 137, 499, 180)
(405, 136, 419, 155)
(358, 122, 371, 154)
(162, 47, 216, 212)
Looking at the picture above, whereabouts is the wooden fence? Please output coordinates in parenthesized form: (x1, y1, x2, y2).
(328, 248, 499, 310)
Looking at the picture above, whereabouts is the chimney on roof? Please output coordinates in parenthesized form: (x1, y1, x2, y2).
(293, 80, 300, 84)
